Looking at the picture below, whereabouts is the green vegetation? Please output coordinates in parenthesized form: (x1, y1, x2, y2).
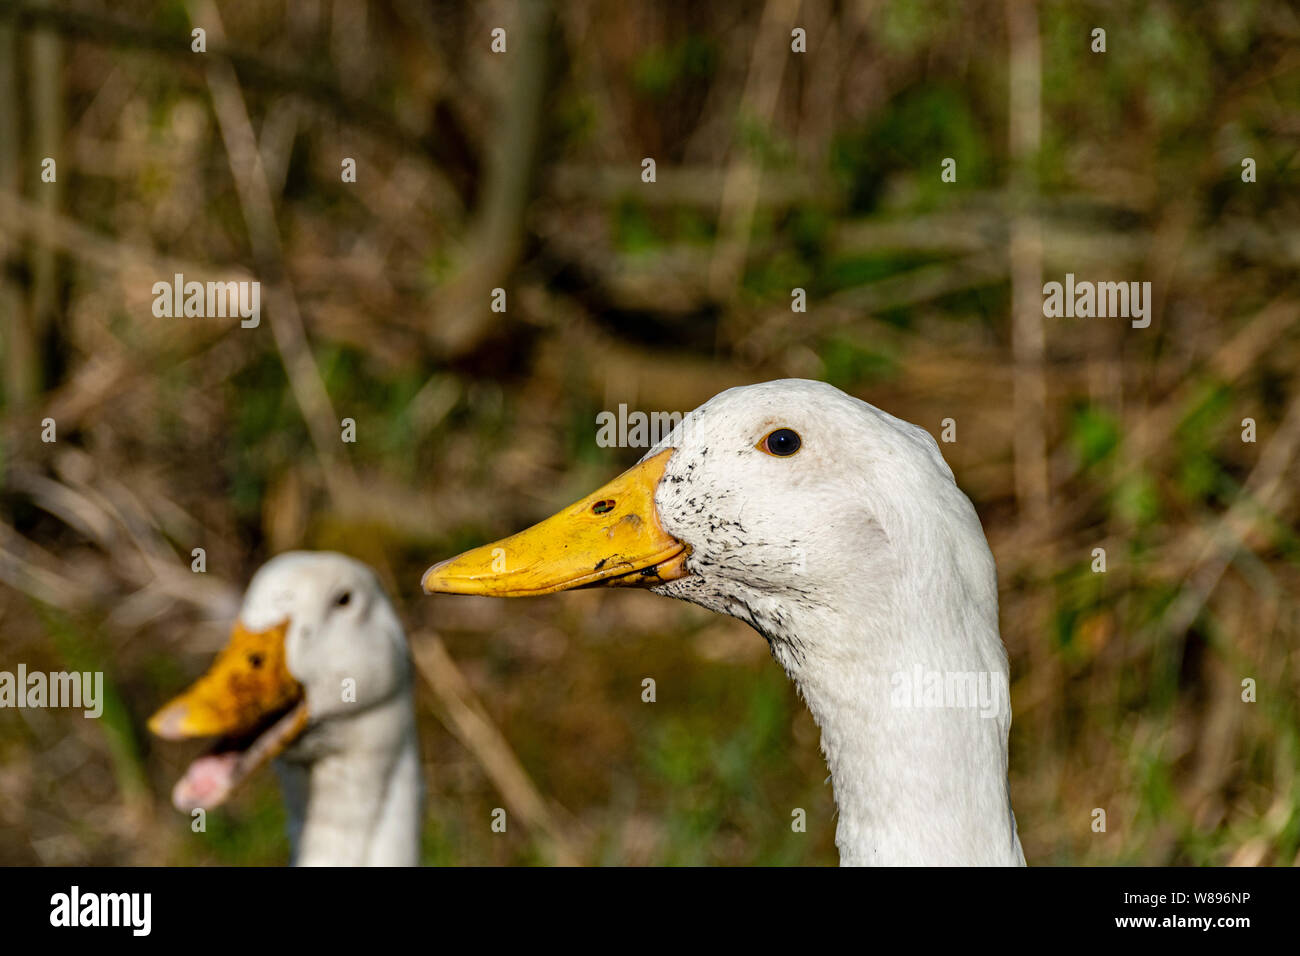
(0, 0, 1296, 866)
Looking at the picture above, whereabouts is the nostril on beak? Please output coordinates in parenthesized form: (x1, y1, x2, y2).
(592, 499, 616, 515)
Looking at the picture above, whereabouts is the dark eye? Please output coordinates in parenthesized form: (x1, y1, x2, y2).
(335, 591, 352, 607)
(759, 428, 802, 457)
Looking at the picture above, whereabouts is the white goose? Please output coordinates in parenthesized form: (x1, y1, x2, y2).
(150, 551, 422, 866)
(423, 379, 1024, 866)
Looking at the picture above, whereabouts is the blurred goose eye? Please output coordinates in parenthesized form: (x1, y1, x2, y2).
(758, 428, 802, 457)
(334, 591, 352, 607)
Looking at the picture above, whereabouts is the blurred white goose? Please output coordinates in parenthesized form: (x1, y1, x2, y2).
(423, 379, 1024, 866)
(151, 551, 421, 866)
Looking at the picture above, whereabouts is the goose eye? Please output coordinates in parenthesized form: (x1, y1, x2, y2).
(334, 591, 352, 607)
(759, 428, 802, 457)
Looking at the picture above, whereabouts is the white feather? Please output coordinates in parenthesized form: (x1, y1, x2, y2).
(240, 552, 422, 866)
(643, 380, 1024, 866)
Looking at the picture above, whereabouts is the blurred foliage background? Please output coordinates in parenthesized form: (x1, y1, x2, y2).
(1, 0, 1298, 866)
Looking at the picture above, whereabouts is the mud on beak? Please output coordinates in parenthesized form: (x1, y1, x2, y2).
(422, 448, 689, 596)
(149, 620, 307, 811)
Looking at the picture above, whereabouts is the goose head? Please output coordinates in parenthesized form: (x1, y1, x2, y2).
(150, 551, 413, 813)
(423, 379, 1019, 864)
(421, 379, 999, 672)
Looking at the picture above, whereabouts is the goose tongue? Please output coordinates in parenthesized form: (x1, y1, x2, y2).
(171, 700, 309, 811)
(172, 752, 240, 811)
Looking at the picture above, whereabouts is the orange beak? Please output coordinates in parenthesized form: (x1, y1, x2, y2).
(422, 448, 689, 596)
(149, 620, 308, 811)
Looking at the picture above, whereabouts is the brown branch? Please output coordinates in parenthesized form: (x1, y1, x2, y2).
(430, 0, 553, 357)
(1006, 0, 1049, 528)
(707, 0, 799, 302)
(0, 0, 447, 165)
(1158, 386, 1300, 639)
(187, 0, 355, 509)
(410, 633, 583, 866)
(0, 17, 32, 409)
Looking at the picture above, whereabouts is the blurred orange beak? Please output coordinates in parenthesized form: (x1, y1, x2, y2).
(149, 621, 302, 740)
(422, 448, 689, 596)
(149, 621, 308, 810)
